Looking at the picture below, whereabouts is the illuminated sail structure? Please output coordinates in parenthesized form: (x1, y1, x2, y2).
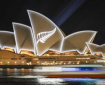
(13, 23, 35, 54)
(0, 31, 16, 52)
(61, 31, 96, 54)
(87, 43, 105, 57)
(0, 10, 103, 57)
(27, 10, 64, 56)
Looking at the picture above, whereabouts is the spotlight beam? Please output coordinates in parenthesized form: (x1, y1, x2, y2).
(53, 0, 86, 26)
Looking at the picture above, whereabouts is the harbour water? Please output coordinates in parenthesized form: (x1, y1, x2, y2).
(0, 68, 105, 85)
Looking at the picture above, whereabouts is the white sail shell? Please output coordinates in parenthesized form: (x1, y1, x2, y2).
(27, 10, 64, 56)
(61, 31, 97, 54)
(13, 23, 35, 54)
(87, 43, 105, 57)
(0, 31, 16, 51)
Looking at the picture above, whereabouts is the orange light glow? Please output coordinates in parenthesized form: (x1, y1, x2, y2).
(4, 47, 14, 52)
(20, 50, 34, 56)
(95, 53, 102, 56)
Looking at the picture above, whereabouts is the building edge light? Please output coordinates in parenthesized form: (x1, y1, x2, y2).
(27, 10, 38, 56)
(12, 22, 19, 53)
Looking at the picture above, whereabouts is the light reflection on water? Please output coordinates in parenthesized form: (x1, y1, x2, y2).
(0, 77, 105, 85)
(0, 68, 105, 85)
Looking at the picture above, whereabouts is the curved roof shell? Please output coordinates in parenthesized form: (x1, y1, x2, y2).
(61, 31, 97, 54)
(27, 10, 64, 56)
(87, 43, 105, 57)
(13, 23, 35, 54)
(0, 31, 15, 51)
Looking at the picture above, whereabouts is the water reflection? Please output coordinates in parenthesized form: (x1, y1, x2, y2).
(0, 68, 105, 85)
(37, 78, 65, 85)
(0, 77, 105, 85)
(0, 68, 34, 76)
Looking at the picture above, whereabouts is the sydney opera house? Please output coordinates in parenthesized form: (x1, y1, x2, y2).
(0, 10, 105, 67)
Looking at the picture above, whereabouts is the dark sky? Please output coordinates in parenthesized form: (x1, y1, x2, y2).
(0, 0, 105, 45)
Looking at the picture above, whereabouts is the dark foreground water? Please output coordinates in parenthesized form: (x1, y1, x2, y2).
(0, 77, 105, 85)
(0, 68, 105, 85)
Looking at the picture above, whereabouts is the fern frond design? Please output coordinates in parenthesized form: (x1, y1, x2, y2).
(37, 28, 56, 44)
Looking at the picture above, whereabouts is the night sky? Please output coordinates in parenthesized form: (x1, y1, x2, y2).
(0, 0, 105, 45)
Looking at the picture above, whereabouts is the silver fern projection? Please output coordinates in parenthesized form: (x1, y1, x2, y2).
(27, 10, 64, 56)
(37, 28, 56, 44)
(0, 10, 104, 56)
